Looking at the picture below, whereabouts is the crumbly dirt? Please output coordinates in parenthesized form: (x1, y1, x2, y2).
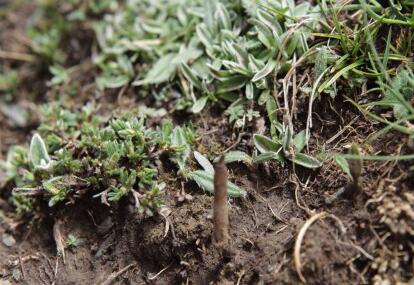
(1, 3, 414, 285)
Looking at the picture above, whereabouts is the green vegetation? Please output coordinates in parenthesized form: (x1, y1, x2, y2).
(0, 102, 246, 214)
(1, 0, 413, 215)
(66, 233, 81, 248)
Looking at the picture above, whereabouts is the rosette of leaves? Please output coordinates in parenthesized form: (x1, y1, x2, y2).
(253, 98, 321, 169)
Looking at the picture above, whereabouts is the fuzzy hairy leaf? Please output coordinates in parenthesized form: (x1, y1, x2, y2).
(224, 151, 252, 164)
(249, 18, 275, 49)
(293, 130, 307, 153)
(254, 151, 283, 163)
(252, 59, 277, 82)
(180, 62, 203, 90)
(291, 153, 321, 169)
(216, 75, 249, 93)
(334, 155, 352, 179)
(189, 170, 246, 198)
(245, 82, 255, 100)
(253, 134, 281, 153)
(194, 151, 214, 174)
(170, 127, 190, 172)
(192, 96, 208, 113)
(134, 53, 176, 86)
(29, 134, 52, 170)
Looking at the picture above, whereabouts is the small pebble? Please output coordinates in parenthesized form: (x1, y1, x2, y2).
(1, 234, 16, 247)
(0, 280, 12, 285)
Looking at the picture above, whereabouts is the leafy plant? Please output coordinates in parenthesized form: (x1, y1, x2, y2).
(1, 105, 189, 214)
(29, 134, 54, 171)
(381, 68, 414, 119)
(253, 121, 321, 169)
(190, 151, 246, 198)
(66, 233, 81, 248)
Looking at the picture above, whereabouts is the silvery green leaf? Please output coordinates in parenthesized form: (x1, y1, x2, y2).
(253, 134, 281, 153)
(314, 46, 328, 81)
(196, 24, 213, 50)
(293, 3, 310, 17)
(133, 53, 176, 85)
(216, 75, 248, 93)
(246, 82, 254, 100)
(224, 151, 252, 164)
(266, 95, 283, 137)
(204, 0, 216, 28)
(248, 54, 265, 72)
(189, 170, 246, 198)
(291, 153, 321, 169)
(215, 2, 231, 30)
(222, 60, 251, 76)
(170, 127, 190, 172)
(282, 125, 292, 151)
(29, 134, 52, 170)
(285, 31, 300, 57)
(252, 59, 277, 82)
(194, 151, 215, 174)
(254, 151, 283, 163)
(192, 96, 208, 113)
(180, 62, 202, 89)
(293, 130, 307, 153)
(258, 90, 270, 106)
(97, 75, 129, 89)
(255, 78, 269, 90)
(232, 43, 249, 68)
(334, 155, 352, 179)
(176, 46, 203, 64)
(249, 19, 275, 49)
(257, 9, 283, 34)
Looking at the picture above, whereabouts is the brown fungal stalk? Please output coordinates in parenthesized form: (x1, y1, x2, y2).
(347, 143, 363, 200)
(213, 156, 229, 247)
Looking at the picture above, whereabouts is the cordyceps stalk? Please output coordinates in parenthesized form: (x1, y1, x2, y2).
(213, 156, 229, 247)
(348, 143, 362, 200)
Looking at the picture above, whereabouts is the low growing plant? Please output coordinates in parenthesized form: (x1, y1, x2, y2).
(0, 104, 193, 215)
(253, 128, 321, 169)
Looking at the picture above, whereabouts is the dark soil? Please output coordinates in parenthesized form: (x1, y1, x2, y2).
(1, 4, 413, 285)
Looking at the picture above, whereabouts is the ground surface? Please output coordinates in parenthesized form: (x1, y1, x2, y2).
(1, 2, 413, 285)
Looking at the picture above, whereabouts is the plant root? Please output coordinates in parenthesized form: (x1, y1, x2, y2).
(98, 263, 136, 285)
(294, 211, 347, 283)
(53, 219, 66, 264)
